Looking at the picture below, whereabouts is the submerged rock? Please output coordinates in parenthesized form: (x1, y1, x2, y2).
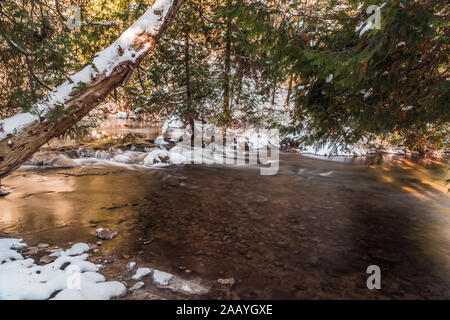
(217, 278, 235, 286)
(51, 155, 78, 168)
(95, 228, 119, 240)
(210, 278, 235, 299)
(39, 255, 57, 264)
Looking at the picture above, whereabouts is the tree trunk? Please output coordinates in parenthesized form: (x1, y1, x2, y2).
(0, 0, 185, 180)
(222, 14, 232, 127)
(184, 24, 195, 147)
(234, 54, 244, 106)
(285, 73, 294, 106)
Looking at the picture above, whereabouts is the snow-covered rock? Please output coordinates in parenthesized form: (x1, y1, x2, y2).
(151, 269, 209, 295)
(116, 112, 128, 119)
(0, 238, 126, 300)
(130, 282, 145, 291)
(162, 115, 187, 142)
(168, 146, 186, 165)
(161, 115, 184, 135)
(64, 243, 90, 256)
(127, 261, 136, 271)
(155, 135, 169, 145)
(132, 267, 152, 281)
(152, 270, 173, 286)
(143, 149, 170, 167)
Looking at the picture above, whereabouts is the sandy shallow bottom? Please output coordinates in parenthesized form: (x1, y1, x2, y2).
(1, 152, 449, 299)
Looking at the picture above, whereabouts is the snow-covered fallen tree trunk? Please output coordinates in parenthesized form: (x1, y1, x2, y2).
(0, 0, 185, 180)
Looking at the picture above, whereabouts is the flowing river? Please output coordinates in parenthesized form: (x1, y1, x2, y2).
(1, 119, 449, 299)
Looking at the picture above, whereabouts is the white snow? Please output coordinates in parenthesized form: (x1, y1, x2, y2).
(155, 135, 169, 145)
(358, 22, 372, 37)
(299, 142, 366, 157)
(360, 88, 373, 100)
(129, 281, 145, 291)
(116, 112, 128, 119)
(143, 149, 170, 167)
(0, 113, 40, 141)
(248, 132, 271, 150)
(0, 238, 27, 263)
(161, 115, 184, 135)
(131, 267, 152, 280)
(150, 269, 209, 295)
(64, 243, 90, 256)
(168, 146, 186, 165)
(52, 279, 126, 300)
(319, 171, 333, 177)
(0, 238, 126, 300)
(152, 269, 173, 286)
(0, 0, 173, 142)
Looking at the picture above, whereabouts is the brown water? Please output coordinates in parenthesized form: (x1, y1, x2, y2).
(1, 120, 449, 299)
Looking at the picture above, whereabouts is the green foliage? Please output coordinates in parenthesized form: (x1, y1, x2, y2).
(266, 0, 449, 153)
(0, 0, 448, 154)
(0, 0, 143, 117)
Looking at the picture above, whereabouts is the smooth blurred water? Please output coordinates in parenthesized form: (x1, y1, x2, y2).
(1, 119, 449, 299)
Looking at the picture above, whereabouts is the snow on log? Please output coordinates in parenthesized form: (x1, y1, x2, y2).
(0, 0, 185, 179)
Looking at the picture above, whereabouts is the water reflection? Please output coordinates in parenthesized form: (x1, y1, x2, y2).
(54, 119, 162, 149)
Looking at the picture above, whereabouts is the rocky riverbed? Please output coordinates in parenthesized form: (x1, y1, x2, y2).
(1, 119, 449, 299)
(1, 150, 449, 299)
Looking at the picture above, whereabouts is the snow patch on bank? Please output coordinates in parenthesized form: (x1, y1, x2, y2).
(299, 142, 366, 157)
(0, 238, 126, 300)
